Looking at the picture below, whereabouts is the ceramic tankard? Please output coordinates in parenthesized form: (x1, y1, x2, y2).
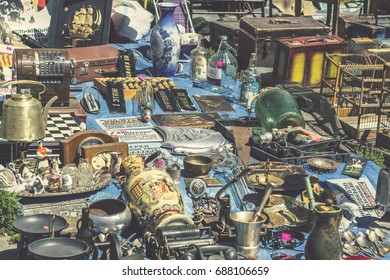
(124, 167, 192, 232)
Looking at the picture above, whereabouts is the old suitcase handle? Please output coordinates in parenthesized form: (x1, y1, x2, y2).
(302, 36, 333, 44)
(269, 19, 297, 24)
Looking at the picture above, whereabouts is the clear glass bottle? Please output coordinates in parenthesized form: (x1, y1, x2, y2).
(240, 53, 261, 84)
(190, 36, 208, 82)
(239, 53, 260, 104)
(135, 77, 155, 122)
(207, 36, 238, 96)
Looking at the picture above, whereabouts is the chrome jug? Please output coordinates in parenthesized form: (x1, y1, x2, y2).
(0, 80, 58, 141)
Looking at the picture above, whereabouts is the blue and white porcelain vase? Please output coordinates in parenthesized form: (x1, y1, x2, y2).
(150, 3, 181, 77)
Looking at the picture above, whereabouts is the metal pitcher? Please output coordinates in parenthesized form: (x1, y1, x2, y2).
(0, 80, 58, 141)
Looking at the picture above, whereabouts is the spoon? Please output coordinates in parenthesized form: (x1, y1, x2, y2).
(367, 229, 390, 255)
(359, 232, 386, 256)
(374, 228, 390, 244)
(344, 243, 377, 259)
(343, 243, 359, 255)
(356, 236, 383, 258)
(343, 231, 357, 243)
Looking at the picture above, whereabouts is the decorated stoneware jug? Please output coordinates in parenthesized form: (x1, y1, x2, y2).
(305, 200, 343, 260)
(124, 167, 192, 232)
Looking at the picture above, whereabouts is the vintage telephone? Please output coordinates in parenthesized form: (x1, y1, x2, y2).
(181, 244, 238, 260)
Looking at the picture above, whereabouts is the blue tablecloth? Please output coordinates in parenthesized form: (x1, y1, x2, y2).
(69, 36, 385, 260)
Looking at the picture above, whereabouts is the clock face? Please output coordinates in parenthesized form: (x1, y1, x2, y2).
(77, 137, 106, 159)
(91, 151, 113, 170)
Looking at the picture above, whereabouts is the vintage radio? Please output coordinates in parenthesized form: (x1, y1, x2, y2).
(238, 17, 329, 69)
(14, 49, 71, 107)
(274, 35, 344, 88)
(338, 14, 390, 39)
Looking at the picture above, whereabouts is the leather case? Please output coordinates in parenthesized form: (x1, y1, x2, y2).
(67, 45, 128, 84)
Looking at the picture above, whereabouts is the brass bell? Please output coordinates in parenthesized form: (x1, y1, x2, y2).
(0, 80, 58, 142)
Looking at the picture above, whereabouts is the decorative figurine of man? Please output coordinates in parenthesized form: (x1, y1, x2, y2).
(36, 141, 52, 171)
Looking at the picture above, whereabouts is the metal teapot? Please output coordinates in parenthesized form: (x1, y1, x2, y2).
(0, 80, 58, 141)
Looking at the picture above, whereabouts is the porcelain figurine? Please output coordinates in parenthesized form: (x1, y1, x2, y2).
(32, 176, 45, 195)
(50, 157, 61, 176)
(150, 3, 181, 77)
(60, 174, 73, 192)
(36, 141, 52, 171)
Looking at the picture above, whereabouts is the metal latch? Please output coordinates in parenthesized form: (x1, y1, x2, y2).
(80, 61, 90, 76)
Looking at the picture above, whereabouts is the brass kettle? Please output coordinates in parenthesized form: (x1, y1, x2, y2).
(0, 80, 58, 141)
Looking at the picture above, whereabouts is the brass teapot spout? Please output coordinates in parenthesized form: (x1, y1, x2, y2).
(42, 95, 58, 128)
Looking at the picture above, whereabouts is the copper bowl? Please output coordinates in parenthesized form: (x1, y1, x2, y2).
(183, 155, 213, 177)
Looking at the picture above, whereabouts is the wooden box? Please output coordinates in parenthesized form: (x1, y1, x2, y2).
(274, 35, 344, 88)
(210, 21, 240, 50)
(338, 15, 390, 39)
(238, 17, 329, 69)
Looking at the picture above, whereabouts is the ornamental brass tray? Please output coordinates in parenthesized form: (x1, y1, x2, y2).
(246, 161, 307, 192)
(152, 113, 221, 129)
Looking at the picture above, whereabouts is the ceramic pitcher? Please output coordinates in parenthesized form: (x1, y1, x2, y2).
(305, 202, 343, 260)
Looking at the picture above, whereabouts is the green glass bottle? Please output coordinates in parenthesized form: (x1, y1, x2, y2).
(254, 88, 305, 130)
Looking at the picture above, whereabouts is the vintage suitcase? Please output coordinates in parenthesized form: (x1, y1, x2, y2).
(210, 21, 240, 50)
(238, 17, 329, 69)
(67, 45, 136, 84)
(338, 15, 390, 39)
(274, 35, 344, 88)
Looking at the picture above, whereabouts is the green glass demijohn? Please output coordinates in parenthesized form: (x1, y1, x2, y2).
(254, 87, 305, 131)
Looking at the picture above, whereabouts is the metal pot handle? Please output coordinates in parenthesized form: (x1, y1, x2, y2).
(0, 80, 46, 100)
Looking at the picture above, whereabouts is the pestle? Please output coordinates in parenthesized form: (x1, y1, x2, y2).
(304, 176, 315, 210)
(250, 181, 277, 223)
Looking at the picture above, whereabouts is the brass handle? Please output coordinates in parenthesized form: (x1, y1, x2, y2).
(0, 80, 46, 100)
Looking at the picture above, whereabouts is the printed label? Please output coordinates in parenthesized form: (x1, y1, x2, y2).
(207, 64, 222, 86)
(191, 56, 207, 80)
